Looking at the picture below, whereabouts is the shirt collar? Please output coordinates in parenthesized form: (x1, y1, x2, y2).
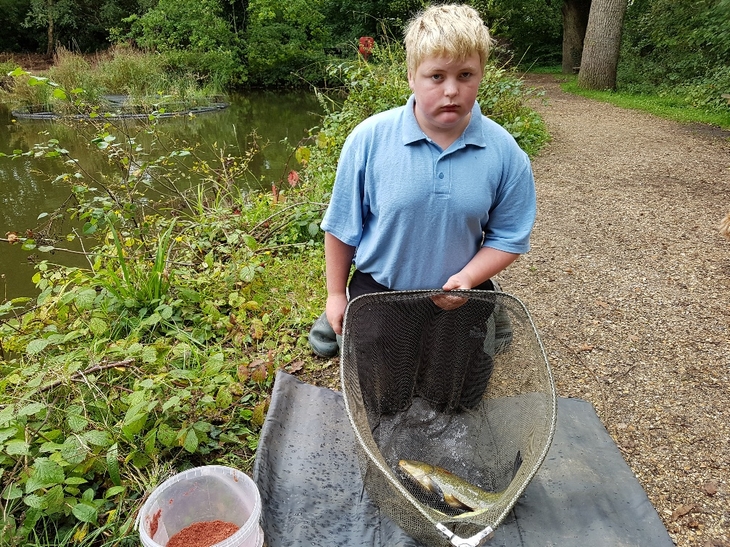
(402, 94, 488, 148)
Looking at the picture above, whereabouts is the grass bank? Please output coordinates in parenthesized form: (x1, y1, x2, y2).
(530, 67, 730, 131)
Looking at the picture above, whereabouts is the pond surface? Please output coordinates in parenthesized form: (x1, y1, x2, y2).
(0, 90, 324, 301)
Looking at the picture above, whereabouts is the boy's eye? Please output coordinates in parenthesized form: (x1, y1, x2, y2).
(460, 72, 473, 79)
(431, 74, 443, 81)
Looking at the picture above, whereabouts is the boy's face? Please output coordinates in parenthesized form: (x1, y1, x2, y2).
(408, 53, 483, 139)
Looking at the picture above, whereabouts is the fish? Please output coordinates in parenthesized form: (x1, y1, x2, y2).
(398, 459, 504, 514)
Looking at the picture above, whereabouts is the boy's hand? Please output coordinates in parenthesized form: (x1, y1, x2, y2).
(442, 272, 474, 291)
(326, 293, 348, 335)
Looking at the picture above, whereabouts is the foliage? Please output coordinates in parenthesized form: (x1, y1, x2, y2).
(0, 0, 40, 51)
(244, 0, 331, 87)
(0, 74, 325, 545)
(0, 50, 228, 114)
(619, 0, 730, 111)
(470, 0, 563, 66)
(124, 0, 246, 86)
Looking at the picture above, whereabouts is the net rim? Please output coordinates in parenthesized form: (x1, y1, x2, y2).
(340, 289, 558, 542)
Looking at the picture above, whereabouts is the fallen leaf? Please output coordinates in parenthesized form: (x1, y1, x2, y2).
(703, 480, 718, 496)
(6, 232, 19, 244)
(671, 504, 694, 521)
(237, 363, 250, 382)
(288, 360, 305, 373)
(579, 343, 595, 352)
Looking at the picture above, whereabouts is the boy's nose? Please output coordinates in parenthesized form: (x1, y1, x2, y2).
(444, 79, 459, 97)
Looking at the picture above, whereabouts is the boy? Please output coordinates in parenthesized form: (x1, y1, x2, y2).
(309, 3, 536, 358)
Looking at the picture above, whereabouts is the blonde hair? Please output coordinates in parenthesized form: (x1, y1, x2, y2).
(404, 4, 492, 73)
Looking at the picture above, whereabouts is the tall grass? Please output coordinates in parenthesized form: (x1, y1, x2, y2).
(1, 46, 225, 113)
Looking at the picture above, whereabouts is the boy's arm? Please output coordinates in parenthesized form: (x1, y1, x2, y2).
(325, 232, 356, 335)
(442, 246, 519, 290)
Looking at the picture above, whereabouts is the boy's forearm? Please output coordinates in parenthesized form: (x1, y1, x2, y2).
(444, 247, 519, 290)
(324, 232, 356, 295)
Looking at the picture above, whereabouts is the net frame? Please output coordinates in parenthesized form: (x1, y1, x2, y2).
(340, 290, 557, 547)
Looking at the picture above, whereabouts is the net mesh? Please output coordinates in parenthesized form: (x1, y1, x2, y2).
(340, 290, 557, 546)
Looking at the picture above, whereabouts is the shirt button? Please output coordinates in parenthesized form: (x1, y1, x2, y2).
(438, 172, 444, 179)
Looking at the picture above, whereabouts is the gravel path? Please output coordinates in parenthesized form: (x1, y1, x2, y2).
(499, 73, 730, 547)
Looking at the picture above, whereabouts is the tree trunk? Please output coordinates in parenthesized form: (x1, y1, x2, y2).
(561, 0, 591, 74)
(45, 0, 54, 56)
(577, 0, 628, 90)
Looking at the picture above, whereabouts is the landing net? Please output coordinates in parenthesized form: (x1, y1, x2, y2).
(340, 290, 557, 546)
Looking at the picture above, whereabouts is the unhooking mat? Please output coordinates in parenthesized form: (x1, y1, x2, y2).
(252, 371, 674, 547)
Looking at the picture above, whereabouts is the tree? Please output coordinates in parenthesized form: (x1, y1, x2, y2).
(23, 0, 76, 55)
(561, 0, 591, 73)
(578, 0, 628, 89)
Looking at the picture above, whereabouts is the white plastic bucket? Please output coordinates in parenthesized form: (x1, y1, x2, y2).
(136, 465, 264, 547)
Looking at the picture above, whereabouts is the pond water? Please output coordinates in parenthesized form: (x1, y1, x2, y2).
(0, 90, 324, 301)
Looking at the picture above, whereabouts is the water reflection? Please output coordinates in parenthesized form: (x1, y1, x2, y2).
(0, 90, 323, 300)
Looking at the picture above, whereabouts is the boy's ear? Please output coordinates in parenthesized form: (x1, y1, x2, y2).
(407, 70, 415, 91)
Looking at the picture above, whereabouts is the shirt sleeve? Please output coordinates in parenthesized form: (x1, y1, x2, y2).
(320, 128, 370, 247)
(482, 148, 537, 254)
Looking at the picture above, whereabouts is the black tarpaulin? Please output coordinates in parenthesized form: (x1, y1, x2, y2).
(252, 371, 674, 547)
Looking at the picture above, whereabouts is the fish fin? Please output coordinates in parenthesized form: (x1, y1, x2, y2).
(443, 493, 474, 511)
(422, 474, 442, 496)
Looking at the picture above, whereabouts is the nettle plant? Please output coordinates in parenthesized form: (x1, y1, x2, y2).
(0, 75, 319, 545)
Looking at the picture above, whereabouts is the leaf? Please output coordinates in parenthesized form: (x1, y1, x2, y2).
(43, 484, 65, 514)
(106, 444, 121, 487)
(83, 430, 112, 447)
(26, 459, 65, 493)
(0, 405, 14, 426)
(2, 483, 23, 500)
(288, 360, 305, 373)
(52, 88, 67, 100)
(67, 414, 88, 433)
(26, 338, 50, 355)
(157, 424, 176, 448)
(216, 387, 233, 409)
(141, 346, 157, 364)
(89, 317, 108, 336)
(74, 288, 97, 310)
(0, 427, 18, 443)
(671, 504, 694, 520)
(105, 486, 126, 498)
(162, 396, 181, 412)
(72, 501, 98, 523)
(5, 440, 30, 456)
(182, 429, 198, 453)
(17, 402, 46, 417)
(61, 436, 88, 465)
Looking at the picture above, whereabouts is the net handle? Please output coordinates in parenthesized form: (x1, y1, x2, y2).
(435, 523, 494, 547)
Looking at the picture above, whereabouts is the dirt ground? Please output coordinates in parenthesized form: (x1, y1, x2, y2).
(304, 74, 730, 547)
(500, 73, 730, 547)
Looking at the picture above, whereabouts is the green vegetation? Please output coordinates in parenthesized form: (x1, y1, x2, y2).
(556, 72, 730, 130)
(0, 46, 545, 546)
(1, 47, 228, 116)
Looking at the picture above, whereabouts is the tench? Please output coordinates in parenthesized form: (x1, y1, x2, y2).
(398, 459, 503, 514)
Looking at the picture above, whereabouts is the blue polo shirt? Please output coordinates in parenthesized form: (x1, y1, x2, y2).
(321, 94, 536, 291)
